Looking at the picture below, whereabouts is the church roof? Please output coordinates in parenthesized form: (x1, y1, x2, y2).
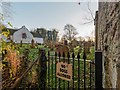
(5, 26, 28, 35)
(2, 26, 43, 38)
(8, 28, 18, 35)
(31, 32, 42, 38)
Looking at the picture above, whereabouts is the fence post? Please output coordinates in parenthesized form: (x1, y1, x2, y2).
(95, 51, 103, 89)
(38, 49, 47, 89)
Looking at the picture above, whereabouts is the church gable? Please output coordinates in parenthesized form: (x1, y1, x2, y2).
(13, 26, 33, 43)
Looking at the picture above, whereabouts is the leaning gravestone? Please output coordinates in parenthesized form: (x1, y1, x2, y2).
(56, 40, 69, 54)
(84, 42, 91, 53)
(31, 39, 35, 48)
(56, 41, 69, 58)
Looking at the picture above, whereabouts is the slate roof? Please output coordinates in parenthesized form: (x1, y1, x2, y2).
(8, 28, 18, 35)
(30, 32, 43, 38)
(2, 26, 43, 38)
(3, 26, 28, 35)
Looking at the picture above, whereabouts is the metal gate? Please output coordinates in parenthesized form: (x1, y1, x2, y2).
(8, 49, 102, 89)
(40, 50, 102, 89)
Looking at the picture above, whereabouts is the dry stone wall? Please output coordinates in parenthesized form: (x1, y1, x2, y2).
(95, 2, 120, 88)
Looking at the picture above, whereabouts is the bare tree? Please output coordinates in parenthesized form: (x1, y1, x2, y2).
(0, 1, 12, 26)
(78, 2, 95, 25)
(0, 1, 12, 19)
(63, 24, 78, 42)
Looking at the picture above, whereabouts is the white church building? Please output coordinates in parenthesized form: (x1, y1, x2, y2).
(1, 26, 43, 44)
(13, 26, 33, 43)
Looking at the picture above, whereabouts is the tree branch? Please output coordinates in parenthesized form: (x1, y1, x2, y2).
(87, 2, 94, 21)
(79, 20, 94, 25)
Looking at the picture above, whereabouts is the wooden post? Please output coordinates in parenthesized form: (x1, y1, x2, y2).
(95, 51, 103, 89)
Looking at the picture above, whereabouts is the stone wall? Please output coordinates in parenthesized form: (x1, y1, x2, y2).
(95, 2, 120, 88)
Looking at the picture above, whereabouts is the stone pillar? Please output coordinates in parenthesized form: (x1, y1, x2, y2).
(97, 2, 120, 88)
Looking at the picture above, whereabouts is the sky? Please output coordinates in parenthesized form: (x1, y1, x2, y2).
(1, 2, 98, 39)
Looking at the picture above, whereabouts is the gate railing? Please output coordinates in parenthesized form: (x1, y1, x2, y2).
(8, 49, 46, 89)
(45, 51, 95, 89)
(7, 49, 102, 89)
(10, 56, 39, 89)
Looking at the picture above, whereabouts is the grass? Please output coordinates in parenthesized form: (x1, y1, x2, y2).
(18, 44, 45, 60)
(74, 46, 95, 60)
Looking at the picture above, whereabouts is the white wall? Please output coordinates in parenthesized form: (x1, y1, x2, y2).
(13, 26, 33, 43)
(33, 38, 43, 44)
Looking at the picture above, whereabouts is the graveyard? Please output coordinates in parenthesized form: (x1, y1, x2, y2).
(1, 32, 95, 89)
(0, 1, 120, 89)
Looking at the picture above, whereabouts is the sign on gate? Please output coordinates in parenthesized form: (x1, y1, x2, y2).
(56, 62, 72, 81)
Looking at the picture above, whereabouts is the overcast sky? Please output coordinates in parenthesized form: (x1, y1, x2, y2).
(1, 2, 98, 38)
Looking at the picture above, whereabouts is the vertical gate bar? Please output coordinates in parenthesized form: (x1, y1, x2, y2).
(72, 52, 75, 89)
(55, 52, 57, 89)
(63, 52, 65, 89)
(52, 56, 53, 89)
(89, 61, 92, 89)
(39, 49, 47, 89)
(77, 52, 80, 89)
(83, 52, 86, 89)
(58, 52, 61, 89)
(48, 51, 50, 88)
(93, 61, 95, 88)
(67, 52, 70, 89)
(95, 51, 102, 89)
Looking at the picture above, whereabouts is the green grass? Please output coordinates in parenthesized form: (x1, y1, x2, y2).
(74, 46, 95, 60)
(18, 44, 45, 60)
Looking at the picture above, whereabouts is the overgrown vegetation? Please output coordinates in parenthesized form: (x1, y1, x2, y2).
(1, 27, 22, 88)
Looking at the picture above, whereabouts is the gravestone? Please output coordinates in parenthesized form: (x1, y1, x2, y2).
(20, 40, 22, 47)
(84, 42, 91, 53)
(56, 41, 69, 58)
(31, 39, 35, 48)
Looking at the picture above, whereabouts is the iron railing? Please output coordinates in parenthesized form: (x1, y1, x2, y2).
(46, 51, 96, 89)
(5, 49, 102, 89)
